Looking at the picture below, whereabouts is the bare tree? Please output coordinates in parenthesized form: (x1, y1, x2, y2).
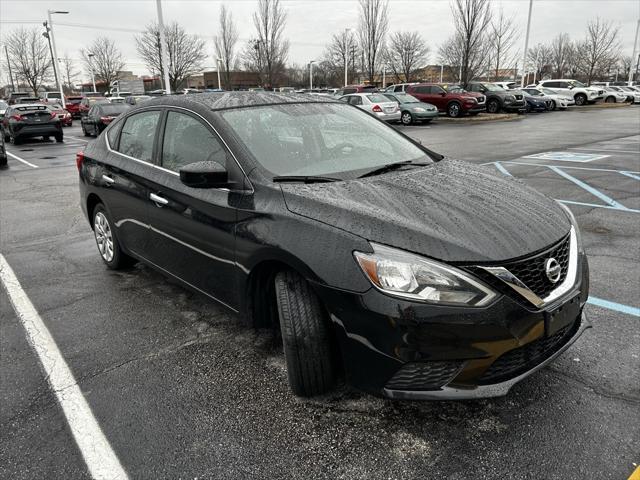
(357, 0, 389, 84)
(136, 22, 207, 91)
(59, 53, 79, 93)
(438, 31, 490, 84)
(487, 9, 518, 80)
(323, 29, 359, 85)
(215, 4, 239, 90)
(4, 27, 52, 95)
(448, 0, 492, 85)
(80, 37, 125, 87)
(242, 0, 289, 88)
(575, 18, 621, 85)
(385, 31, 429, 83)
(527, 43, 554, 81)
(549, 33, 574, 78)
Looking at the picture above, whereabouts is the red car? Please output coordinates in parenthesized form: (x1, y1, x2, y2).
(339, 84, 378, 95)
(406, 83, 486, 117)
(77, 97, 108, 117)
(65, 96, 84, 118)
(49, 104, 73, 127)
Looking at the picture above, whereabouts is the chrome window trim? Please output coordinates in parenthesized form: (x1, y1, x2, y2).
(104, 104, 254, 192)
(478, 226, 578, 309)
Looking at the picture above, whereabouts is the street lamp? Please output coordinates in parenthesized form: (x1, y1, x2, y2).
(216, 58, 222, 90)
(309, 60, 316, 90)
(47, 10, 69, 108)
(344, 28, 353, 87)
(42, 24, 61, 99)
(87, 53, 97, 93)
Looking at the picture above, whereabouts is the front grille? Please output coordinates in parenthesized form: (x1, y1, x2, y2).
(515, 94, 523, 100)
(479, 318, 579, 384)
(385, 361, 463, 391)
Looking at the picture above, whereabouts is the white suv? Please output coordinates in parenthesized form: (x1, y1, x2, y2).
(537, 79, 603, 106)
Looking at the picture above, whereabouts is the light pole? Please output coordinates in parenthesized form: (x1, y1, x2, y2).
(43, 25, 61, 98)
(87, 53, 97, 93)
(156, 0, 172, 94)
(216, 58, 222, 90)
(629, 19, 640, 85)
(520, 0, 533, 88)
(46, 10, 68, 108)
(344, 28, 352, 87)
(382, 65, 386, 89)
(309, 60, 316, 90)
(440, 64, 444, 83)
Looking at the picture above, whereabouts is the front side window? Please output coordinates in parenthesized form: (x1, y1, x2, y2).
(220, 103, 431, 178)
(348, 96, 362, 105)
(161, 111, 228, 172)
(118, 110, 161, 163)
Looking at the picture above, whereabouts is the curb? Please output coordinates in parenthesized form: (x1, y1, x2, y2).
(437, 113, 522, 124)
(575, 103, 632, 110)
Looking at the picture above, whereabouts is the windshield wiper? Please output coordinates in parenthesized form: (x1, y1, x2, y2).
(272, 175, 341, 183)
(358, 160, 430, 178)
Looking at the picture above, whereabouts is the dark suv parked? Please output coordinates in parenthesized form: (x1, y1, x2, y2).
(406, 83, 486, 117)
(79, 92, 589, 400)
(467, 82, 526, 113)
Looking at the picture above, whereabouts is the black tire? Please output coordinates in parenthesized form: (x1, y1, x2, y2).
(55, 133, 63, 143)
(400, 111, 413, 125)
(92, 203, 136, 270)
(447, 102, 462, 118)
(574, 93, 587, 106)
(274, 270, 336, 397)
(82, 124, 90, 137)
(486, 98, 500, 113)
(604, 96, 615, 103)
(550, 100, 557, 111)
(526, 103, 532, 113)
(9, 131, 20, 145)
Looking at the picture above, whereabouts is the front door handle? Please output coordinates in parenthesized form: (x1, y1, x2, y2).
(149, 192, 169, 206)
(102, 174, 115, 185)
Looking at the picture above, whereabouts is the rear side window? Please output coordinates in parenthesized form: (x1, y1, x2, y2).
(107, 119, 123, 148)
(394, 85, 403, 92)
(118, 110, 161, 163)
(161, 111, 228, 172)
(413, 86, 430, 94)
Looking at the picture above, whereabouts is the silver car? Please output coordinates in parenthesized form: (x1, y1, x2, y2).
(339, 93, 401, 122)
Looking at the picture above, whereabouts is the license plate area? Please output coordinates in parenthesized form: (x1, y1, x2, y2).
(544, 293, 581, 337)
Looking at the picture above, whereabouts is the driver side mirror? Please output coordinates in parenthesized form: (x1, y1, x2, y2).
(440, 91, 446, 96)
(568, 85, 574, 90)
(179, 161, 228, 189)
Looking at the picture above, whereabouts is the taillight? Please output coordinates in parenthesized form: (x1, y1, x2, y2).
(76, 151, 85, 171)
(372, 104, 383, 113)
(10, 114, 23, 121)
(100, 116, 114, 124)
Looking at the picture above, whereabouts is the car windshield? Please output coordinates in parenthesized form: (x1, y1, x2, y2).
(392, 94, 420, 103)
(220, 103, 432, 178)
(541, 88, 558, 95)
(526, 90, 542, 96)
(569, 80, 586, 88)
(446, 85, 466, 93)
(365, 93, 391, 103)
(99, 104, 129, 115)
(482, 84, 503, 91)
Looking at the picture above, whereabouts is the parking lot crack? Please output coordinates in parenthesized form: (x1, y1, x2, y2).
(548, 367, 640, 405)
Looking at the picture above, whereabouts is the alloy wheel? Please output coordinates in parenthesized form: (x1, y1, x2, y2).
(487, 99, 499, 113)
(448, 103, 460, 117)
(401, 112, 412, 125)
(94, 212, 114, 262)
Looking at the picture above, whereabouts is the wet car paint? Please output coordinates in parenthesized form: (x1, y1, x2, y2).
(78, 92, 588, 398)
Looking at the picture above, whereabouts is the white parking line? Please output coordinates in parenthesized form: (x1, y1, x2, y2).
(568, 147, 640, 154)
(0, 255, 129, 480)
(66, 135, 89, 143)
(5, 151, 38, 168)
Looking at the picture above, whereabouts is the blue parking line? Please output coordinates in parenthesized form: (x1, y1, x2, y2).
(558, 200, 640, 213)
(502, 161, 639, 174)
(620, 171, 640, 181)
(493, 162, 512, 176)
(548, 166, 630, 210)
(587, 296, 640, 317)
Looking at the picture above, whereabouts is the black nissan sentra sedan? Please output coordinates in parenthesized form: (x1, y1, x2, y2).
(78, 92, 590, 400)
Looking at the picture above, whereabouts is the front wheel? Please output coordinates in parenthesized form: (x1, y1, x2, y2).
(486, 98, 500, 113)
(604, 96, 615, 103)
(550, 100, 557, 111)
(274, 270, 336, 397)
(574, 93, 587, 106)
(92, 204, 135, 270)
(447, 102, 462, 118)
(400, 111, 413, 125)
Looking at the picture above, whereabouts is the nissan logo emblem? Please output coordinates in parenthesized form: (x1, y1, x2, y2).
(545, 258, 561, 283)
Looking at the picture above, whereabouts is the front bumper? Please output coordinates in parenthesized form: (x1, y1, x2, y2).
(314, 252, 589, 400)
(503, 101, 526, 112)
(412, 109, 439, 120)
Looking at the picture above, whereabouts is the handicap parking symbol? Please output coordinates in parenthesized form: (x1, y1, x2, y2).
(522, 151, 610, 162)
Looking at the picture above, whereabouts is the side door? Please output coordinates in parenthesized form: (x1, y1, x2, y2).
(97, 109, 163, 256)
(427, 86, 447, 110)
(144, 109, 245, 309)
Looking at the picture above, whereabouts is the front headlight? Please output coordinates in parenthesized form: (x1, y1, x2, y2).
(354, 243, 498, 306)
(413, 107, 426, 112)
(558, 203, 584, 253)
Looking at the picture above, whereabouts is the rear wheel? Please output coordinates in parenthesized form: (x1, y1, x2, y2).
(400, 111, 413, 125)
(447, 102, 462, 118)
(604, 96, 615, 103)
(92, 204, 135, 270)
(486, 98, 500, 113)
(55, 133, 63, 143)
(9, 131, 20, 145)
(274, 270, 336, 397)
(574, 93, 587, 106)
(82, 124, 90, 137)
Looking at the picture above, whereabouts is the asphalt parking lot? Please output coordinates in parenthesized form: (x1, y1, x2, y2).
(1, 107, 639, 479)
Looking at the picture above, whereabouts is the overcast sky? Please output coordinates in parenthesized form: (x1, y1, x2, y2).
(1, 0, 639, 82)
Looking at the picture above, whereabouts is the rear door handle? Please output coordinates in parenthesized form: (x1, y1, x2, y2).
(149, 192, 169, 206)
(102, 174, 115, 185)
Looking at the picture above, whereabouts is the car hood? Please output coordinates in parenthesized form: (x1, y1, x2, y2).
(280, 159, 570, 263)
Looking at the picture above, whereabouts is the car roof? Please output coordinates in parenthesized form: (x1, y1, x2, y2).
(140, 91, 341, 111)
(12, 103, 50, 109)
